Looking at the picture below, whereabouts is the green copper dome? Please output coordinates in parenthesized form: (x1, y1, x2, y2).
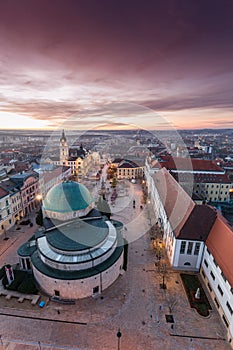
(43, 181, 93, 213)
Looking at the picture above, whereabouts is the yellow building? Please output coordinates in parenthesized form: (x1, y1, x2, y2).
(53, 130, 95, 181)
(116, 159, 145, 180)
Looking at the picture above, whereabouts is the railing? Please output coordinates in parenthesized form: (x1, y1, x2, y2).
(50, 296, 75, 304)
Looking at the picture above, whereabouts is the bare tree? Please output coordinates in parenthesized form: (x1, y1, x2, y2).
(165, 295, 178, 314)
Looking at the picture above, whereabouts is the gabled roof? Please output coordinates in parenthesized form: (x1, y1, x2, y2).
(152, 168, 195, 236)
(172, 172, 231, 184)
(153, 168, 217, 240)
(118, 159, 140, 169)
(152, 156, 225, 173)
(206, 214, 233, 287)
(178, 205, 217, 241)
(42, 166, 71, 184)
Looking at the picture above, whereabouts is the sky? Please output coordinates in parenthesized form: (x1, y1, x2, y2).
(0, 0, 233, 131)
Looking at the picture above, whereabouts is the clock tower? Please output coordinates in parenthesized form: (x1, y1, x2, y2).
(60, 130, 69, 164)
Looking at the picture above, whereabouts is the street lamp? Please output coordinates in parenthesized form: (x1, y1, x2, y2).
(36, 194, 42, 207)
(116, 328, 122, 350)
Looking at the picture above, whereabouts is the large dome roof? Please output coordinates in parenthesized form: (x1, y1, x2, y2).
(43, 181, 93, 213)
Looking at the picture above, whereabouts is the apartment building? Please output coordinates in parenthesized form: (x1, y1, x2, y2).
(0, 187, 13, 235)
(148, 166, 233, 346)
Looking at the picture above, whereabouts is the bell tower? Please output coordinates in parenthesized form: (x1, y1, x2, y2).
(60, 130, 69, 163)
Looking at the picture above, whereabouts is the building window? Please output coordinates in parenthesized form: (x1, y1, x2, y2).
(213, 258, 218, 267)
(221, 271, 227, 282)
(217, 285, 224, 296)
(26, 258, 31, 270)
(93, 286, 99, 294)
(206, 247, 210, 255)
(222, 315, 229, 328)
(180, 241, 186, 254)
(210, 271, 215, 281)
(226, 301, 233, 315)
(194, 243, 200, 255)
(214, 297, 219, 308)
(207, 282, 212, 292)
(202, 270, 206, 279)
(187, 242, 193, 255)
(54, 290, 60, 297)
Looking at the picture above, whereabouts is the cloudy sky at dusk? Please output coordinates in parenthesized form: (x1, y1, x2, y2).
(0, 0, 233, 130)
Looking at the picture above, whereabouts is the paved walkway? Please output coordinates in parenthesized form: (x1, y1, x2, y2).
(0, 181, 231, 350)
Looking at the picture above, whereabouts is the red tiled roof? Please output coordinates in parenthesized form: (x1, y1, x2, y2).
(153, 169, 217, 240)
(206, 214, 233, 287)
(0, 187, 9, 199)
(152, 156, 225, 173)
(42, 166, 70, 184)
(172, 172, 231, 184)
(152, 168, 195, 236)
(193, 173, 231, 183)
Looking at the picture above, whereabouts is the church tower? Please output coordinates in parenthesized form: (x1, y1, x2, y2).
(60, 130, 69, 164)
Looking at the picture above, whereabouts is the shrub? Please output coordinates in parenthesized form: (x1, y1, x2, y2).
(17, 278, 37, 294)
(0, 266, 6, 280)
(2, 269, 37, 294)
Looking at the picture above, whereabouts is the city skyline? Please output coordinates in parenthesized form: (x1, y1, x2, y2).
(0, 0, 233, 130)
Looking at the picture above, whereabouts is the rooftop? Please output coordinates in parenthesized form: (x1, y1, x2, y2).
(43, 181, 93, 213)
(152, 156, 225, 173)
(152, 168, 195, 237)
(46, 217, 109, 252)
(30, 233, 124, 280)
(178, 205, 217, 241)
(206, 213, 233, 287)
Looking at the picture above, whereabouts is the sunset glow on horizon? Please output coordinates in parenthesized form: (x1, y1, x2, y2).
(0, 0, 233, 131)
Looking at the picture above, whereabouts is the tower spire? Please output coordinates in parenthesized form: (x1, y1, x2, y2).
(60, 129, 66, 142)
